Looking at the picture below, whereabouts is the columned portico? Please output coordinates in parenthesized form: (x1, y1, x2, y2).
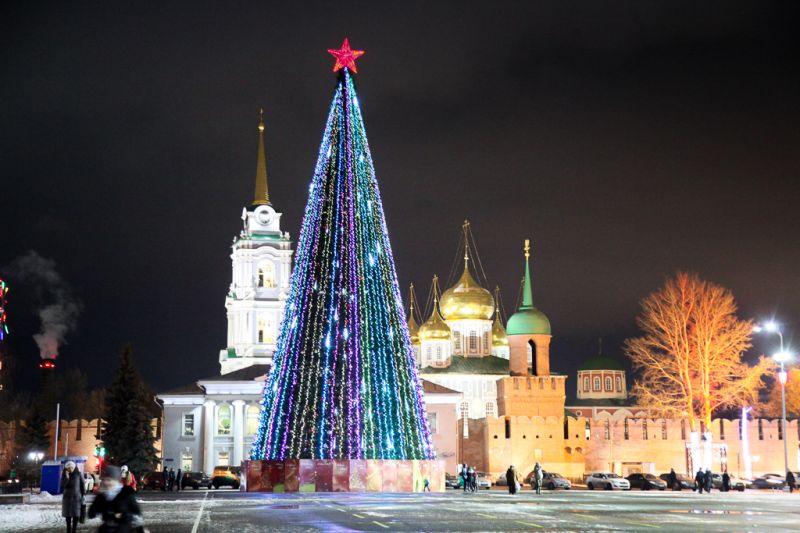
(232, 400, 246, 465)
(203, 400, 216, 474)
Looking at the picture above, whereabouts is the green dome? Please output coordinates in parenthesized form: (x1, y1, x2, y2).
(578, 355, 624, 371)
(506, 307, 551, 336)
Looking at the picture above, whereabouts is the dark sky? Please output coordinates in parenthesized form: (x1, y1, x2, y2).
(2, 2, 799, 394)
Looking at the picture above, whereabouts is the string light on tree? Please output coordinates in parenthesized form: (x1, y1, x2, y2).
(250, 39, 434, 462)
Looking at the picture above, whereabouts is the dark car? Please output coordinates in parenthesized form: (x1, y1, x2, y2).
(751, 474, 785, 490)
(445, 473, 461, 489)
(627, 473, 667, 490)
(659, 473, 696, 490)
(181, 471, 212, 490)
(0, 475, 22, 494)
(140, 471, 166, 490)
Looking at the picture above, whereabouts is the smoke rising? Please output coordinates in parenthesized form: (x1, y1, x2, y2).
(6, 251, 81, 358)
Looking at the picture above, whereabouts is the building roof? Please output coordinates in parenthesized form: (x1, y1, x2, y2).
(421, 379, 461, 395)
(506, 240, 551, 336)
(159, 382, 204, 395)
(200, 364, 271, 382)
(566, 397, 633, 407)
(420, 355, 509, 375)
(578, 355, 625, 371)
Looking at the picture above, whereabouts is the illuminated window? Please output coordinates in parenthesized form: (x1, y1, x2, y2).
(436, 345, 443, 361)
(217, 451, 230, 466)
(615, 376, 622, 392)
(485, 401, 495, 418)
(460, 401, 470, 420)
(217, 404, 232, 435)
(483, 331, 489, 351)
(605, 377, 612, 391)
(593, 377, 601, 391)
(469, 331, 477, 351)
(583, 376, 589, 392)
(257, 260, 275, 288)
(182, 413, 195, 436)
(181, 450, 192, 472)
(246, 405, 260, 436)
(453, 331, 461, 351)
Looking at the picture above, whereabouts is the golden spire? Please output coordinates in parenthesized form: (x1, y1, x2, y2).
(492, 285, 508, 347)
(253, 108, 271, 206)
(524, 238, 530, 261)
(407, 282, 420, 345)
(463, 219, 470, 271)
(419, 275, 451, 341)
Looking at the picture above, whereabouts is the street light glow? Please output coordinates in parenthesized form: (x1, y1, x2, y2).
(774, 350, 792, 363)
(764, 321, 779, 332)
(752, 325, 763, 333)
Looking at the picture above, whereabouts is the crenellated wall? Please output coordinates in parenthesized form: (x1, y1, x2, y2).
(0, 418, 162, 475)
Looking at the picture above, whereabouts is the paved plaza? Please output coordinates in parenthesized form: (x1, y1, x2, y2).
(3, 488, 800, 532)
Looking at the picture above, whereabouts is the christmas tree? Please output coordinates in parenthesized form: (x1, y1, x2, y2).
(101, 346, 159, 474)
(251, 40, 434, 461)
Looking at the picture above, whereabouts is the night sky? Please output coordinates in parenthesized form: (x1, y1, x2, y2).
(2, 2, 799, 394)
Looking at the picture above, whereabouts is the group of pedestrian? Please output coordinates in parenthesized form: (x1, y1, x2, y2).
(161, 467, 181, 491)
(61, 463, 147, 533)
(460, 464, 477, 492)
(693, 468, 714, 493)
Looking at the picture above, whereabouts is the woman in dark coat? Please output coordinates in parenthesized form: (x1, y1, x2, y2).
(506, 466, 518, 495)
(89, 465, 142, 533)
(60, 460, 85, 533)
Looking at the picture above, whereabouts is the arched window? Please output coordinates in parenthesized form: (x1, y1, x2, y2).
(246, 405, 260, 436)
(469, 331, 478, 352)
(257, 314, 275, 344)
(583, 376, 589, 392)
(615, 376, 622, 392)
(605, 377, 612, 391)
(485, 401, 496, 418)
(593, 377, 601, 391)
(257, 260, 275, 288)
(216, 404, 232, 435)
(453, 331, 461, 351)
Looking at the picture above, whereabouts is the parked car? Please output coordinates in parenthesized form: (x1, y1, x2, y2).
(626, 473, 667, 491)
(0, 475, 22, 494)
(140, 471, 165, 490)
(659, 473, 697, 490)
(710, 473, 746, 491)
(751, 474, 785, 490)
(445, 473, 461, 489)
(181, 471, 212, 490)
(475, 472, 492, 490)
(586, 472, 630, 490)
(211, 465, 240, 489)
(524, 471, 571, 490)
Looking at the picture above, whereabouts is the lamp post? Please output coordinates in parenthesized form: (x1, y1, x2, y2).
(753, 321, 792, 477)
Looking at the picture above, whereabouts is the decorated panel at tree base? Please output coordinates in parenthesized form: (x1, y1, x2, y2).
(245, 459, 445, 492)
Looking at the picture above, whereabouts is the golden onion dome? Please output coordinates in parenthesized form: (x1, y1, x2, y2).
(419, 304, 451, 341)
(407, 314, 421, 345)
(492, 314, 508, 346)
(440, 267, 495, 321)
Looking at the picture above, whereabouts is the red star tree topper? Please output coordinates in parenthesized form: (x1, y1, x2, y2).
(327, 38, 365, 73)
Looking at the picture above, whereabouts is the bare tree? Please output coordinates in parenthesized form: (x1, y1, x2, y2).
(626, 272, 773, 433)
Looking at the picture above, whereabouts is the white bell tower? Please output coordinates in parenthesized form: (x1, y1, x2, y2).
(219, 111, 293, 375)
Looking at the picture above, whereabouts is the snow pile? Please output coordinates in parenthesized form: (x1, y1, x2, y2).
(30, 491, 59, 502)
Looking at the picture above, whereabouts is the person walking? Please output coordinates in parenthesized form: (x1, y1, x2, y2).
(721, 471, 730, 492)
(694, 468, 704, 493)
(121, 466, 137, 492)
(786, 470, 796, 493)
(468, 467, 477, 493)
(162, 468, 169, 491)
(506, 466, 518, 495)
(89, 465, 142, 533)
(168, 468, 176, 492)
(60, 460, 85, 533)
(533, 463, 544, 495)
(667, 468, 679, 491)
(704, 469, 712, 493)
(176, 468, 182, 492)
(461, 464, 469, 492)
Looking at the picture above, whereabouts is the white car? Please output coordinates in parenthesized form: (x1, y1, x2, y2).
(586, 472, 630, 490)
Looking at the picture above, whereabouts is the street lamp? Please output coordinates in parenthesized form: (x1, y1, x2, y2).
(753, 321, 793, 478)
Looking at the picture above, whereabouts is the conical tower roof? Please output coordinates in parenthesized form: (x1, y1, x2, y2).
(507, 240, 551, 336)
(491, 286, 508, 347)
(407, 283, 420, 345)
(419, 276, 452, 341)
(252, 109, 271, 207)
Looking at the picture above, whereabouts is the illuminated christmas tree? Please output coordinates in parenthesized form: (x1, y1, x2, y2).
(251, 40, 434, 461)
